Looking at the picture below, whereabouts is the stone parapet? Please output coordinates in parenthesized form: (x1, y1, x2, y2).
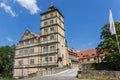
(77, 70, 120, 80)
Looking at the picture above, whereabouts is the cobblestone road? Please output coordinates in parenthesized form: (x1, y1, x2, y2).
(21, 68, 79, 80)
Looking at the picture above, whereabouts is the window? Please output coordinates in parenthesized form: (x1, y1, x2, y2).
(25, 41, 29, 45)
(50, 27, 54, 32)
(49, 57, 52, 61)
(44, 15, 47, 19)
(44, 22, 48, 26)
(30, 39, 34, 44)
(82, 59, 84, 62)
(45, 57, 48, 62)
(94, 57, 96, 60)
(43, 46, 48, 52)
(43, 36, 47, 41)
(87, 58, 90, 61)
(30, 59, 34, 65)
(50, 45, 55, 51)
(19, 50, 23, 55)
(44, 28, 48, 33)
(18, 60, 23, 66)
(50, 20, 54, 25)
(30, 48, 34, 54)
(24, 50, 28, 54)
(50, 13, 53, 17)
(50, 35, 54, 40)
(19, 42, 24, 46)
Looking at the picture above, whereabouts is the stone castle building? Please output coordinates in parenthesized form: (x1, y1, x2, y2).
(13, 5, 105, 78)
(13, 5, 78, 78)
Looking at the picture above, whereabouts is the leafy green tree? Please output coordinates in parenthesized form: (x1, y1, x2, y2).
(0, 45, 15, 77)
(97, 22, 120, 70)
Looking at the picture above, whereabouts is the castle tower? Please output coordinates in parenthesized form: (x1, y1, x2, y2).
(40, 5, 68, 68)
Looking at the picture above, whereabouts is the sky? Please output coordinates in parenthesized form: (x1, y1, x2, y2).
(0, 0, 120, 51)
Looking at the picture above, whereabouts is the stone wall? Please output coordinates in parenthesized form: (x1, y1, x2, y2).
(77, 70, 120, 80)
(28, 66, 69, 77)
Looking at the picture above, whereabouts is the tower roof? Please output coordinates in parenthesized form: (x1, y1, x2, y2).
(48, 4, 56, 11)
(40, 5, 64, 18)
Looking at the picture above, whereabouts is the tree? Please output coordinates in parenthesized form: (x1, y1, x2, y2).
(97, 22, 120, 70)
(0, 45, 15, 77)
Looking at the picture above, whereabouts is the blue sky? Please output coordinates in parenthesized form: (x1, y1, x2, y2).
(0, 0, 120, 51)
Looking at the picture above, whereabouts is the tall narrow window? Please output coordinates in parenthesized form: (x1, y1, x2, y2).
(43, 46, 48, 52)
(30, 59, 34, 65)
(25, 41, 29, 45)
(49, 57, 52, 61)
(50, 20, 54, 25)
(45, 57, 48, 62)
(44, 22, 48, 26)
(50, 27, 54, 32)
(44, 28, 48, 33)
(43, 36, 47, 41)
(50, 35, 54, 40)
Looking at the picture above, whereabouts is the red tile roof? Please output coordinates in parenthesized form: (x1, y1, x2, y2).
(67, 48, 78, 57)
(77, 49, 97, 59)
(30, 31, 40, 39)
(67, 48, 106, 59)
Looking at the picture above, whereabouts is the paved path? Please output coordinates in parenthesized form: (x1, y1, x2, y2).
(21, 68, 79, 80)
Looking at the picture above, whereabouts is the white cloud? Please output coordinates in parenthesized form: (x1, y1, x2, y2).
(88, 42, 93, 46)
(0, 2, 17, 17)
(16, 0, 40, 14)
(6, 37, 14, 42)
(82, 42, 93, 47)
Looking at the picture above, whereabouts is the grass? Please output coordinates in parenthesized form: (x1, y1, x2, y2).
(0, 77, 13, 80)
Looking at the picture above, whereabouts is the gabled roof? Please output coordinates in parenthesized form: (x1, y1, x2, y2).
(20, 29, 40, 41)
